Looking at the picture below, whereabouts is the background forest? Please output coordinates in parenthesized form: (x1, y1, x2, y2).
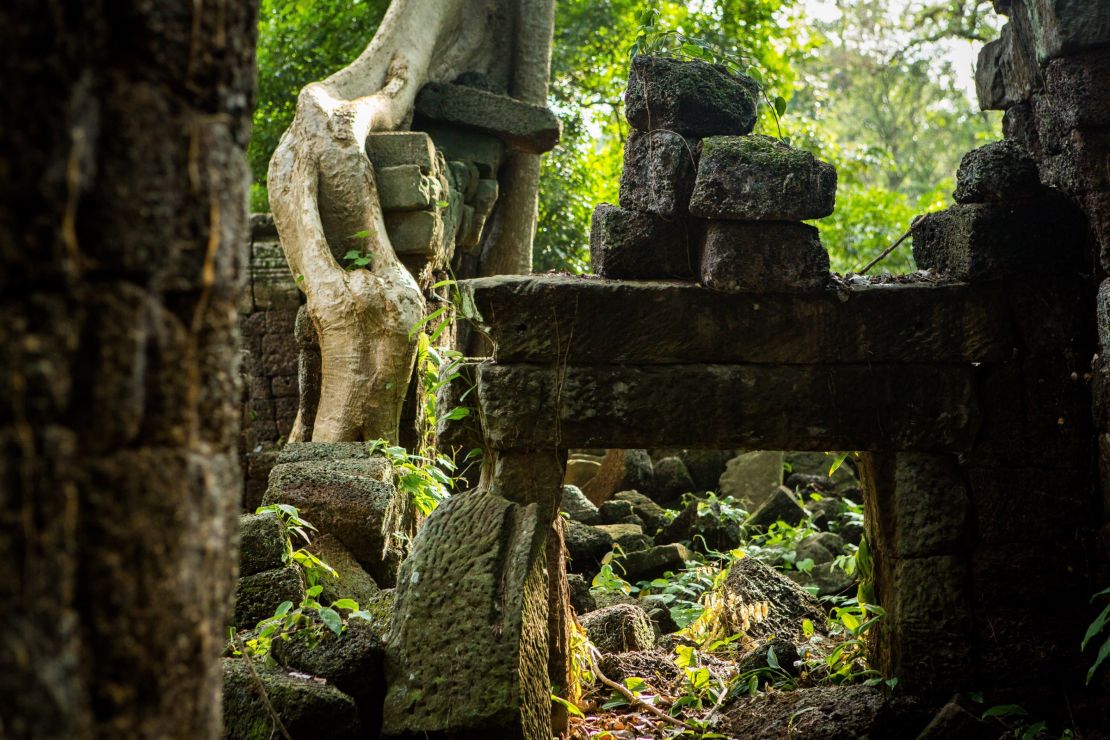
(250, 0, 1002, 274)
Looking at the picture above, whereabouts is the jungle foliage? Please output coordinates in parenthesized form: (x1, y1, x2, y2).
(249, 0, 1002, 275)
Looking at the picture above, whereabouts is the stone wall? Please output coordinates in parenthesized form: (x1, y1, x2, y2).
(240, 214, 302, 509)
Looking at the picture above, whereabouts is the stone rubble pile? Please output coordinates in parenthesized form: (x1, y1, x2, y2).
(591, 55, 836, 293)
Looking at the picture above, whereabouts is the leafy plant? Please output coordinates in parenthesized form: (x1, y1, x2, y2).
(367, 440, 459, 517)
(1083, 586, 1110, 685)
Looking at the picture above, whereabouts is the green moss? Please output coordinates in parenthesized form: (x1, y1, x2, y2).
(702, 134, 807, 168)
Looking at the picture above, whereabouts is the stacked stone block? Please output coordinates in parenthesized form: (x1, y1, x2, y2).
(591, 55, 835, 292)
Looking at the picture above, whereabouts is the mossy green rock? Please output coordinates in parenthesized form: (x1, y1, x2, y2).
(238, 512, 285, 577)
(619, 129, 699, 216)
(700, 221, 830, 293)
(625, 55, 757, 137)
(689, 135, 837, 220)
(233, 566, 304, 630)
(589, 203, 696, 280)
(223, 658, 362, 739)
(579, 603, 655, 654)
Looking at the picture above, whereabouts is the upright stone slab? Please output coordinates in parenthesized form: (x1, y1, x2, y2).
(413, 81, 561, 154)
(689, 136, 837, 221)
(700, 221, 830, 292)
(624, 55, 758, 136)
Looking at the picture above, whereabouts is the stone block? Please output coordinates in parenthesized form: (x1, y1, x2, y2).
(309, 534, 393, 614)
(911, 194, 1086, 279)
(475, 362, 980, 452)
(619, 543, 692, 582)
(375, 164, 443, 211)
(580, 604, 655, 654)
(260, 332, 297, 376)
(689, 136, 837, 221)
(364, 131, 436, 172)
(238, 512, 285, 577)
(233, 565, 304, 629)
(384, 209, 444, 257)
(264, 458, 405, 587)
(456, 204, 481, 249)
(223, 658, 362, 740)
(968, 467, 1095, 544)
(413, 82, 560, 154)
(718, 451, 784, 509)
(700, 221, 830, 292)
(1019, 0, 1110, 62)
(276, 441, 375, 464)
(471, 178, 499, 218)
(625, 55, 757, 137)
(952, 140, 1042, 203)
(1045, 50, 1110, 128)
(746, 486, 807, 529)
(589, 204, 697, 280)
(975, 20, 1041, 111)
(250, 212, 279, 242)
(619, 129, 698, 216)
(598, 499, 637, 525)
(595, 523, 650, 552)
(565, 519, 614, 573)
(1085, 191, 1110, 272)
(721, 556, 824, 640)
(1039, 127, 1110, 193)
(561, 484, 600, 525)
(650, 456, 696, 503)
(886, 454, 970, 558)
(613, 490, 671, 534)
(1002, 101, 1040, 156)
(421, 123, 505, 177)
(271, 374, 297, 398)
(460, 275, 1026, 365)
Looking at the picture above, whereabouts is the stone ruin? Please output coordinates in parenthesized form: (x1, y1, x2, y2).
(228, 2, 1110, 737)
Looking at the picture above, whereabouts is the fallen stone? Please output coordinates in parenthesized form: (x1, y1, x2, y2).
(271, 619, 386, 735)
(598, 499, 639, 525)
(625, 55, 757, 137)
(700, 221, 830, 292)
(655, 496, 743, 553)
(719, 451, 784, 509)
(737, 637, 801, 677)
(583, 449, 655, 506)
(952, 140, 1041, 203)
(794, 535, 838, 566)
(679, 449, 732, 492)
(618, 543, 693, 582)
(223, 658, 362, 740)
(580, 603, 655, 654)
(597, 649, 681, 685)
(619, 129, 699, 216)
(414, 81, 560, 154)
(911, 194, 1086, 279)
(476, 363, 980, 452)
(458, 274, 1051, 366)
(565, 520, 614, 574)
(720, 556, 825, 640)
(689, 136, 837, 221)
(613, 490, 671, 535)
(589, 204, 697, 280)
(650, 455, 696, 504)
(309, 534, 390, 618)
(561, 484, 601, 524)
(564, 457, 602, 489)
(567, 573, 597, 615)
(596, 523, 652, 553)
(746, 486, 807, 529)
(786, 562, 855, 598)
(720, 684, 921, 739)
(785, 472, 835, 495)
(233, 566, 305, 630)
(238, 512, 285, 577)
(364, 131, 436, 172)
(263, 458, 406, 587)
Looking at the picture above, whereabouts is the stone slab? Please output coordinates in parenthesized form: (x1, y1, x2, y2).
(975, 19, 1041, 111)
(624, 55, 757, 137)
(421, 123, 505, 178)
(952, 140, 1041, 203)
(700, 221, 830, 292)
(376, 164, 443, 211)
(454, 274, 1089, 365)
(911, 195, 1087, 279)
(473, 362, 979, 452)
(384, 209, 444, 257)
(589, 204, 697, 280)
(689, 136, 837, 221)
(413, 82, 560, 154)
(1045, 50, 1110, 128)
(364, 131, 436, 172)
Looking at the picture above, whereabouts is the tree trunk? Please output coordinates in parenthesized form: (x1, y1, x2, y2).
(0, 2, 257, 737)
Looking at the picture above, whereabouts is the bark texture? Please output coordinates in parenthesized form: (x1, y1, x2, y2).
(270, 0, 555, 441)
(0, 2, 256, 737)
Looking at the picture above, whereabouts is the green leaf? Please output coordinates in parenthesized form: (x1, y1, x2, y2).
(828, 452, 850, 476)
(840, 611, 860, 633)
(550, 694, 584, 718)
(331, 598, 359, 611)
(349, 610, 374, 622)
(624, 676, 647, 693)
(319, 606, 342, 636)
(274, 600, 293, 617)
(774, 95, 788, 118)
(343, 249, 361, 259)
(766, 645, 781, 671)
(1081, 602, 1110, 650)
(1087, 635, 1110, 685)
(444, 406, 470, 421)
(349, 230, 371, 239)
(747, 66, 764, 84)
(981, 704, 1028, 719)
(802, 618, 815, 638)
(306, 584, 323, 598)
